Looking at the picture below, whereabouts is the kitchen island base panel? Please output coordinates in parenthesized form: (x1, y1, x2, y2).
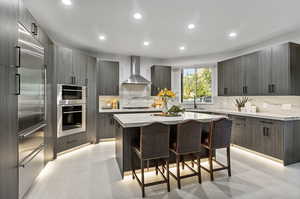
(115, 122, 211, 179)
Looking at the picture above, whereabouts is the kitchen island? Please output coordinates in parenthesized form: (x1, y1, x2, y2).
(113, 112, 227, 178)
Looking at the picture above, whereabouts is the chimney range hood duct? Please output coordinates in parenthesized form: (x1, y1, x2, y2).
(122, 56, 151, 85)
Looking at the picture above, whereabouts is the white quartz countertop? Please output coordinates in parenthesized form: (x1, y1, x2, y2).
(99, 108, 162, 113)
(187, 108, 300, 121)
(113, 112, 227, 128)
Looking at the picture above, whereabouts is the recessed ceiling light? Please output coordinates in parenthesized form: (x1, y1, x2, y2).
(62, 0, 72, 6)
(133, 13, 142, 20)
(143, 41, 150, 46)
(229, 32, 237, 38)
(188, 24, 195, 29)
(179, 46, 185, 51)
(99, 35, 106, 41)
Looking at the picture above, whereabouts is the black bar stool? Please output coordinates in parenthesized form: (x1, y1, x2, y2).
(131, 122, 170, 198)
(169, 120, 204, 189)
(201, 118, 232, 181)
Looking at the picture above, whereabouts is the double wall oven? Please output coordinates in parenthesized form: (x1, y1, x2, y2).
(57, 84, 86, 137)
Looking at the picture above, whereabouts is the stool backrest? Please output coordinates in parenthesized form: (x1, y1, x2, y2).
(140, 123, 170, 159)
(210, 119, 232, 149)
(176, 120, 203, 154)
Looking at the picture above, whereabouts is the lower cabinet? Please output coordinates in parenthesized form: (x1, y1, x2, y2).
(230, 116, 284, 160)
(98, 113, 116, 139)
(56, 132, 87, 153)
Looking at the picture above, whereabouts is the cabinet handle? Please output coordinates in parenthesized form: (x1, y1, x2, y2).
(268, 84, 272, 93)
(272, 84, 275, 93)
(16, 46, 21, 68)
(15, 74, 21, 95)
(74, 76, 76, 85)
(85, 78, 88, 86)
(224, 88, 228, 95)
(260, 121, 273, 125)
(245, 86, 248, 94)
(31, 23, 38, 36)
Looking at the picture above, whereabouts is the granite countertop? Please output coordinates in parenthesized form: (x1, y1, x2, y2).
(113, 112, 227, 128)
(99, 108, 162, 113)
(187, 108, 300, 121)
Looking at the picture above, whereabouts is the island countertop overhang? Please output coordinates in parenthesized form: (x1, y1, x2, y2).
(113, 112, 227, 128)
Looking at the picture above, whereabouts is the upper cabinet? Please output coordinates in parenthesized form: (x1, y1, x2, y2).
(18, 0, 49, 45)
(98, 61, 119, 96)
(218, 42, 300, 96)
(151, 65, 171, 96)
(54, 44, 91, 86)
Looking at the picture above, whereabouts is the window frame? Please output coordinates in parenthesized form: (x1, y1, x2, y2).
(181, 66, 215, 105)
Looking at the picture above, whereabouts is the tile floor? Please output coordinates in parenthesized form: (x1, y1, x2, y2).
(25, 141, 300, 199)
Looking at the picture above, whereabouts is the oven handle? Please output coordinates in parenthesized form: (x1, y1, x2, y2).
(62, 89, 83, 92)
(19, 123, 47, 138)
(63, 111, 82, 114)
(19, 144, 44, 168)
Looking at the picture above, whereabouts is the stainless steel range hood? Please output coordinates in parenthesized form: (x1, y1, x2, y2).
(122, 56, 151, 85)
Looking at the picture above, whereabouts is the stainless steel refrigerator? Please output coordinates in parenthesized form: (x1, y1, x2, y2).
(17, 23, 46, 199)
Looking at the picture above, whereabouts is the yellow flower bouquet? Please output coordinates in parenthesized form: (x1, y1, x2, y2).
(157, 88, 176, 112)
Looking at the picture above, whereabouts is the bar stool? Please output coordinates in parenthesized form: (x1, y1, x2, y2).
(131, 122, 170, 198)
(201, 118, 232, 181)
(169, 120, 204, 189)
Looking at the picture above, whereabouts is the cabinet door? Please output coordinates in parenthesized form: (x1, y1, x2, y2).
(217, 62, 225, 96)
(258, 48, 272, 95)
(55, 45, 73, 84)
(98, 114, 115, 139)
(86, 57, 97, 143)
(243, 52, 259, 95)
(271, 43, 290, 95)
(232, 57, 243, 96)
(72, 51, 87, 85)
(222, 59, 235, 96)
(151, 66, 171, 96)
(98, 61, 119, 95)
(231, 116, 252, 148)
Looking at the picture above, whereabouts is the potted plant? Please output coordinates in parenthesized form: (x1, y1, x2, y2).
(235, 96, 249, 112)
(168, 105, 185, 116)
(157, 88, 176, 113)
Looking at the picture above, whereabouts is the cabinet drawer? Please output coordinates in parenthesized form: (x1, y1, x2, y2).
(57, 132, 87, 153)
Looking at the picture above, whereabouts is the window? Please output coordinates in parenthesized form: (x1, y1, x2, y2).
(182, 67, 213, 103)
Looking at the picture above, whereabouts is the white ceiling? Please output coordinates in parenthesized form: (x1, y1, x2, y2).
(25, 0, 300, 59)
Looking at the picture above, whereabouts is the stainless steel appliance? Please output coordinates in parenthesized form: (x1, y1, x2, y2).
(57, 84, 86, 105)
(17, 23, 46, 199)
(57, 104, 86, 137)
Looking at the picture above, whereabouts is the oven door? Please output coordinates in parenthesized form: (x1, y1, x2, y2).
(57, 85, 86, 105)
(57, 104, 86, 137)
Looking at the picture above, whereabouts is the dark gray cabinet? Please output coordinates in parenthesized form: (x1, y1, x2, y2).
(55, 45, 73, 84)
(56, 132, 87, 153)
(98, 113, 116, 139)
(218, 42, 300, 96)
(230, 116, 284, 160)
(98, 61, 119, 96)
(0, 0, 18, 198)
(86, 57, 97, 143)
(54, 45, 88, 85)
(151, 65, 171, 96)
(18, 0, 49, 45)
(72, 50, 87, 85)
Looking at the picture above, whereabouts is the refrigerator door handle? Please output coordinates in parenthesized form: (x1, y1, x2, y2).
(16, 46, 21, 68)
(19, 123, 47, 138)
(19, 144, 44, 168)
(15, 74, 21, 95)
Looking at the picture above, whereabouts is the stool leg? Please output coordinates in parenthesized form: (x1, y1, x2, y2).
(131, 151, 135, 180)
(191, 154, 194, 168)
(181, 156, 185, 170)
(176, 155, 181, 189)
(166, 159, 170, 192)
(155, 160, 158, 175)
(141, 160, 145, 198)
(162, 161, 165, 174)
(197, 156, 202, 184)
(227, 146, 231, 177)
(209, 149, 214, 181)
